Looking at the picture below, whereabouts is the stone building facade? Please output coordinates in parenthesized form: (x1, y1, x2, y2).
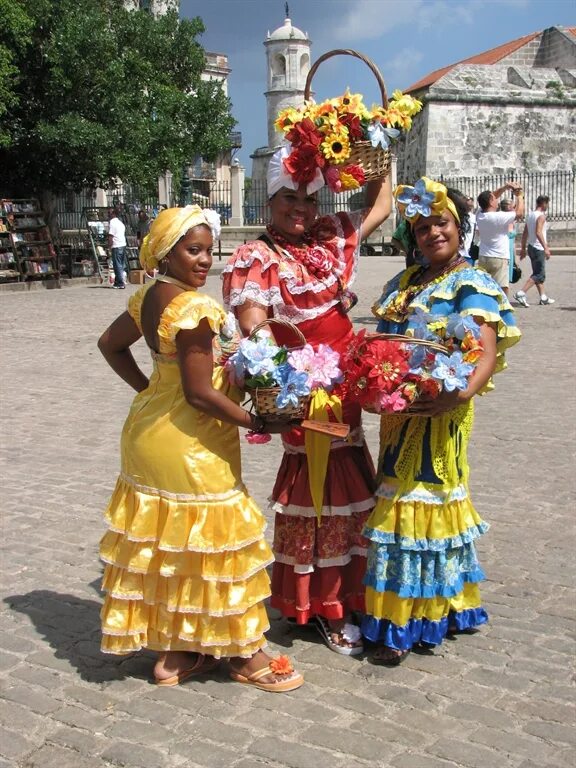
(396, 26, 576, 181)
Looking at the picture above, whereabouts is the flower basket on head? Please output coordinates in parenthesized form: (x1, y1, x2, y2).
(340, 316, 484, 415)
(225, 318, 343, 423)
(276, 48, 422, 193)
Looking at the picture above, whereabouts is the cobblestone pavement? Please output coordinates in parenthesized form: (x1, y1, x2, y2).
(1, 254, 575, 768)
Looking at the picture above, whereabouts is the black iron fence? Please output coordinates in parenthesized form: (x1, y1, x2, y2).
(437, 170, 575, 222)
(54, 170, 575, 233)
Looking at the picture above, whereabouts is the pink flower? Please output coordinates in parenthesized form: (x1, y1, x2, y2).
(245, 431, 272, 444)
(380, 390, 409, 413)
(288, 343, 342, 390)
(305, 245, 333, 277)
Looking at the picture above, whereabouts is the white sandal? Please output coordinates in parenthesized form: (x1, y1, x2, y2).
(315, 616, 364, 656)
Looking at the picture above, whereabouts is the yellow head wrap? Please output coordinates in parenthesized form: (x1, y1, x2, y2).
(139, 205, 221, 271)
(394, 177, 460, 226)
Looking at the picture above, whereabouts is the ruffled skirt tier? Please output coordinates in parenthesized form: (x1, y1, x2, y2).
(361, 481, 489, 651)
(100, 476, 272, 658)
(270, 440, 376, 624)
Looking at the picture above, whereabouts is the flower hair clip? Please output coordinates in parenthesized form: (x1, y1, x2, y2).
(394, 177, 460, 224)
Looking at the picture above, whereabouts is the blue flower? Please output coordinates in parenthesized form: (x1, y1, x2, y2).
(226, 349, 248, 387)
(408, 308, 439, 341)
(367, 122, 400, 150)
(407, 344, 428, 374)
(396, 178, 436, 219)
(445, 313, 481, 341)
(276, 370, 311, 409)
(431, 351, 475, 392)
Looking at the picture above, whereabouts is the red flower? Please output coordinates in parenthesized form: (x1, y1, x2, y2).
(339, 113, 364, 141)
(284, 145, 325, 185)
(286, 118, 323, 150)
(342, 163, 366, 185)
(304, 245, 333, 277)
(364, 340, 410, 394)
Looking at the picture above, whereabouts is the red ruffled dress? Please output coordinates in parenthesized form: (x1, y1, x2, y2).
(222, 211, 375, 624)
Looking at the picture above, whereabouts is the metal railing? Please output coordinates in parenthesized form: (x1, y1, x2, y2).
(436, 170, 575, 222)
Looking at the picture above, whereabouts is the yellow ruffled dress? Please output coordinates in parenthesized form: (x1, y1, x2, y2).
(100, 285, 273, 658)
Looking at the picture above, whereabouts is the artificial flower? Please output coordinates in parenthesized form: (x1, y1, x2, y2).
(339, 112, 364, 141)
(391, 89, 423, 116)
(407, 308, 439, 341)
(220, 311, 237, 340)
(445, 313, 482, 340)
(284, 145, 325, 185)
(303, 245, 333, 277)
(245, 431, 272, 445)
(325, 166, 343, 193)
(339, 164, 366, 190)
(334, 89, 366, 114)
(285, 117, 323, 150)
(431, 351, 475, 392)
(321, 131, 351, 164)
(269, 655, 294, 675)
(380, 390, 409, 412)
(339, 171, 362, 191)
(309, 344, 342, 389)
(367, 122, 400, 150)
(276, 369, 311, 408)
(396, 178, 437, 220)
(275, 106, 302, 133)
(366, 341, 410, 393)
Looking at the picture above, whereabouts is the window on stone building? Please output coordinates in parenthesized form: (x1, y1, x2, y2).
(271, 54, 286, 77)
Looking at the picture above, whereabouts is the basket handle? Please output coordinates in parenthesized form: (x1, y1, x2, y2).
(304, 49, 388, 108)
(249, 318, 306, 349)
(357, 332, 448, 356)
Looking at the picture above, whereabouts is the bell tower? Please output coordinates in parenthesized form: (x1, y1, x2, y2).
(264, 6, 312, 148)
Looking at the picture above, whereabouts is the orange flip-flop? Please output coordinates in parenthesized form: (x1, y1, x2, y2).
(229, 656, 304, 693)
(155, 654, 220, 687)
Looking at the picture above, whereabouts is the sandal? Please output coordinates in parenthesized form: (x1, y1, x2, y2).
(229, 655, 304, 693)
(155, 653, 220, 687)
(371, 646, 411, 666)
(315, 616, 364, 656)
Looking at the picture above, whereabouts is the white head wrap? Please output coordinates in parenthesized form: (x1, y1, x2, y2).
(266, 145, 325, 198)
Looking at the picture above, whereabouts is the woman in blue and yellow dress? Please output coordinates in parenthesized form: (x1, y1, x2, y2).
(362, 178, 521, 663)
(97, 205, 303, 692)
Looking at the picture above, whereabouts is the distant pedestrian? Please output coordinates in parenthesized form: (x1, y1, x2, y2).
(462, 194, 478, 263)
(107, 207, 127, 289)
(476, 182, 525, 296)
(514, 195, 554, 307)
(135, 210, 150, 249)
(499, 198, 519, 284)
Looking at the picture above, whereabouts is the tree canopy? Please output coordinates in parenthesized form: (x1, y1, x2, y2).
(0, 0, 235, 199)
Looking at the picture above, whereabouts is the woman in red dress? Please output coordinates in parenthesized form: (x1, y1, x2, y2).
(222, 146, 392, 654)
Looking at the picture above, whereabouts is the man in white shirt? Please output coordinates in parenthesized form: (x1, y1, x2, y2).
(514, 195, 554, 307)
(107, 207, 127, 289)
(476, 182, 525, 296)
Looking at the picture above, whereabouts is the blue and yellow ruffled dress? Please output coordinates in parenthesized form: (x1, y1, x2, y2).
(99, 285, 273, 658)
(362, 265, 520, 650)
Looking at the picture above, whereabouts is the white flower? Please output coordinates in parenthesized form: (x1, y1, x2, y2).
(221, 312, 237, 340)
(202, 208, 221, 239)
(341, 624, 362, 643)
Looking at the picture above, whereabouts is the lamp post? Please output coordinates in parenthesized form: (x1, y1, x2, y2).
(180, 163, 191, 206)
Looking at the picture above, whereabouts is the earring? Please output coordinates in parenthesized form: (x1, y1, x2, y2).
(158, 259, 169, 276)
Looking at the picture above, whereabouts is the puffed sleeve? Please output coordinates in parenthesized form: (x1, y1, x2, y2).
(221, 240, 283, 310)
(429, 267, 521, 383)
(127, 284, 153, 332)
(157, 292, 226, 345)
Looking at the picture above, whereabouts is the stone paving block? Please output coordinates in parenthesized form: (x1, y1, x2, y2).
(445, 701, 517, 730)
(317, 690, 389, 717)
(463, 666, 534, 694)
(498, 695, 576, 724)
(101, 740, 168, 768)
(368, 683, 446, 712)
(0, 724, 36, 761)
(0, 697, 46, 733)
(361, 717, 434, 748)
(0, 651, 20, 672)
(105, 718, 179, 747)
(234, 707, 306, 737)
(469, 724, 563, 762)
(249, 736, 347, 768)
(48, 723, 109, 757)
(53, 703, 111, 733)
(11, 664, 63, 691)
(523, 719, 576, 746)
(0, 681, 61, 714)
(427, 737, 515, 768)
(390, 753, 455, 768)
(170, 738, 240, 768)
(303, 723, 403, 762)
(61, 683, 120, 713)
(22, 744, 110, 768)
(185, 716, 253, 748)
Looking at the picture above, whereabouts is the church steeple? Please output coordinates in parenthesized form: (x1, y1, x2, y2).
(264, 12, 311, 148)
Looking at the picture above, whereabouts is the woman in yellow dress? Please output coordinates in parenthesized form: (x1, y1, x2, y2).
(97, 205, 303, 692)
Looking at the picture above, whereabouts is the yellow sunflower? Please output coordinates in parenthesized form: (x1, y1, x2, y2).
(334, 89, 365, 116)
(321, 131, 351, 164)
(274, 106, 303, 133)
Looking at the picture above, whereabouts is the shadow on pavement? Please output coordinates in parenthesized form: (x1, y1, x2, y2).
(5, 590, 154, 684)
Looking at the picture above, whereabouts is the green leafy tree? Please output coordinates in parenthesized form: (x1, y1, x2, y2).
(0, 0, 235, 232)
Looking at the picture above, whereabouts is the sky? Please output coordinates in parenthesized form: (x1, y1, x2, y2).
(180, 0, 575, 170)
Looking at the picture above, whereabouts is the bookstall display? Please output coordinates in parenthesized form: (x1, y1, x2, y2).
(0, 199, 59, 283)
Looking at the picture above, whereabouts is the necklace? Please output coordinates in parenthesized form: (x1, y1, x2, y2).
(155, 275, 196, 291)
(383, 256, 466, 323)
(266, 225, 334, 278)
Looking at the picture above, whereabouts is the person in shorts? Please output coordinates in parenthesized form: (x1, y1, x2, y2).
(514, 195, 554, 307)
(476, 182, 525, 296)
